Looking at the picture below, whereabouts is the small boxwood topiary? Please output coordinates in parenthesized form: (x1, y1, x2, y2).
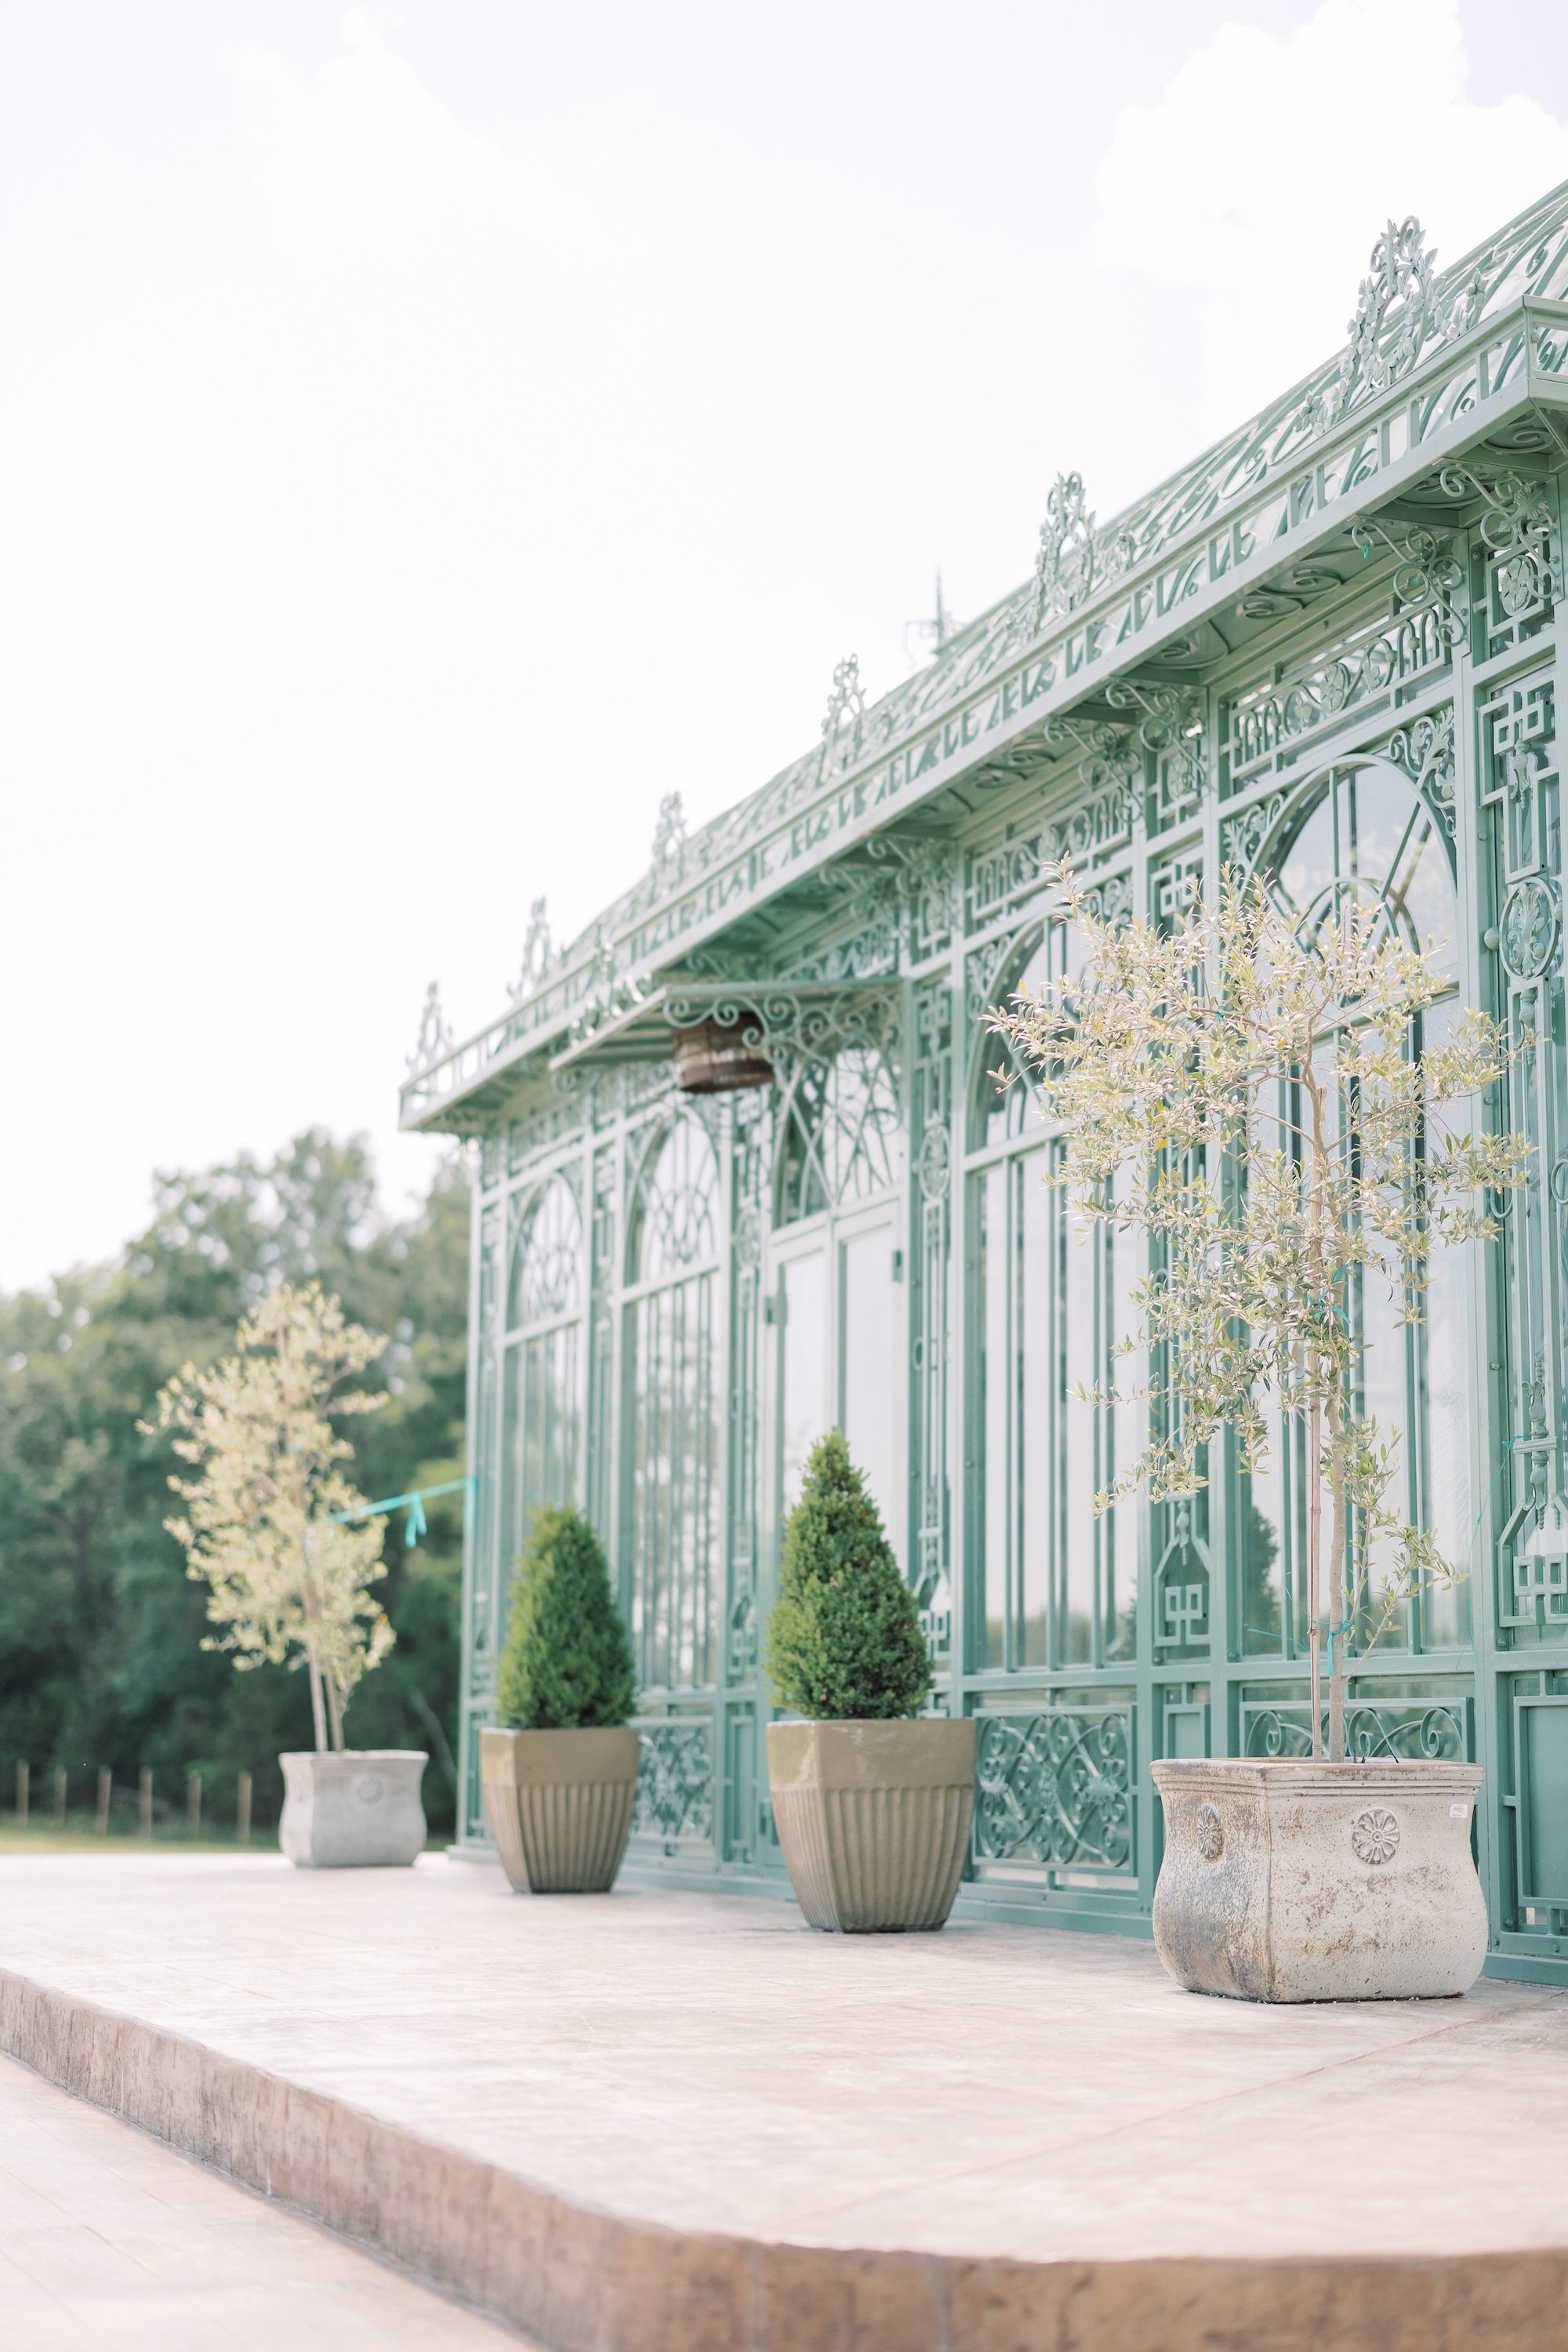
(497, 1505, 637, 1730)
(765, 1428, 931, 1721)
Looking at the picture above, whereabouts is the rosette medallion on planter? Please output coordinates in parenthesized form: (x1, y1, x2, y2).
(765, 1431, 974, 1933)
(280, 1750, 429, 1868)
(483, 1506, 640, 1894)
(1151, 1759, 1488, 2002)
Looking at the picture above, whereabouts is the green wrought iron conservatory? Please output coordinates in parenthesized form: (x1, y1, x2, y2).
(402, 185, 1568, 1987)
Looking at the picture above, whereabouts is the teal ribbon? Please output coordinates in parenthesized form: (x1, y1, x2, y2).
(325, 1475, 474, 1548)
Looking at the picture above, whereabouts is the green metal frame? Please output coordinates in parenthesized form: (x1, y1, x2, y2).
(409, 188, 1568, 1985)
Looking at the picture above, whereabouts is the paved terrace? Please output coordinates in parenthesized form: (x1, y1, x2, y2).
(1, 1854, 1566, 2350)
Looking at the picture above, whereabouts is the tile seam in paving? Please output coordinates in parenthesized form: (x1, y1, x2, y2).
(5, 1961, 1568, 2352)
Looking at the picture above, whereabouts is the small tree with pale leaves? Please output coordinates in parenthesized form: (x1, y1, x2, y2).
(992, 862, 1527, 1762)
(147, 1281, 394, 1753)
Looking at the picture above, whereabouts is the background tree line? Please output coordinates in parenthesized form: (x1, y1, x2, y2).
(0, 1131, 468, 1835)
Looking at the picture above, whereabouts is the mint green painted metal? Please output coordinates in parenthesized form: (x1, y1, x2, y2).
(412, 189, 1568, 1986)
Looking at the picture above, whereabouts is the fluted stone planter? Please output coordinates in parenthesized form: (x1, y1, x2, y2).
(767, 1718, 976, 1933)
(278, 1750, 428, 1868)
(1151, 1758, 1488, 2002)
(481, 1726, 640, 1893)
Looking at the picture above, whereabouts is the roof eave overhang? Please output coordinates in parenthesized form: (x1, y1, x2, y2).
(402, 299, 1568, 1136)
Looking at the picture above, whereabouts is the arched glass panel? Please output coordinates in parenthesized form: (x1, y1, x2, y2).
(630, 1118, 720, 1282)
(1270, 759, 1458, 980)
(500, 1174, 583, 1577)
(777, 1044, 900, 1226)
(1241, 759, 1465, 1657)
(626, 1118, 721, 1692)
(508, 1174, 581, 1330)
(973, 927, 1056, 1150)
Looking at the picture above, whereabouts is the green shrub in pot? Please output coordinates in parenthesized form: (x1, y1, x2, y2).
(764, 1432, 973, 1932)
(484, 1507, 639, 1893)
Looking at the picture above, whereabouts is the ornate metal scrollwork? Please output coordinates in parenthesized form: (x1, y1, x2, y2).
(1243, 1702, 1466, 1762)
(975, 1709, 1134, 1871)
(633, 1721, 713, 1842)
(1500, 875, 1561, 980)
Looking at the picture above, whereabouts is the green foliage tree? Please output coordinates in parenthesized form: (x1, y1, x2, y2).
(993, 862, 1527, 1762)
(496, 1506, 637, 1731)
(765, 1429, 931, 1721)
(0, 1131, 468, 1830)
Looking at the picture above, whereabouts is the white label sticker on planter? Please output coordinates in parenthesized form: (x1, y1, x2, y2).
(1451, 1803, 1469, 1818)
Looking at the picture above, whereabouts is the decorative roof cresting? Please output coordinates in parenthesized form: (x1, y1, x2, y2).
(407, 981, 454, 1073)
(1298, 214, 1486, 436)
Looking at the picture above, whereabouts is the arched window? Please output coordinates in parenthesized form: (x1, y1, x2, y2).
(1241, 757, 1467, 1658)
(967, 913, 1137, 1674)
(776, 1040, 900, 1225)
(625, 1117, 721, 1692)
(500, 1173, 583, 1571)
(1269, 758, 1458, 977)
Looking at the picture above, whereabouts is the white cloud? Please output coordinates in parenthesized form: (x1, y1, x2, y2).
(234, 8, 583, 259)
(1091, 0, 1568, 435)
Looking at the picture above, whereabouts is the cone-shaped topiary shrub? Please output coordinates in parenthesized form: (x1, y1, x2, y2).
(497, 1505, 637, 1730)
(765, 1429, 931, 1720)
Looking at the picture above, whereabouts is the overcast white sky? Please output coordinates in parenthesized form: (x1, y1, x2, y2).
(5, 0, 1568, 1287)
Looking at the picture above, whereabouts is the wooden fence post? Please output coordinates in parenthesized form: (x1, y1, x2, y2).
(187, 1771, 201, 1838)
(237, 1771, 252, 1846)
(96, 1768, 111, 1834)
(15, 1762, 28, 1826)
(53, 1767, 66, 1825)
(139, 1768, 153, 1840)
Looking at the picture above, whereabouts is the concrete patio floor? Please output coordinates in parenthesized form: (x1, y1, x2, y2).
(1, 1852, 1566, 2349)
(0, 2052, 527, 2348)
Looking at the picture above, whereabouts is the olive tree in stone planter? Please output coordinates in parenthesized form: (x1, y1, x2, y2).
(765, 1430, 973, 1932)
(482, 1506, 640, 1893)
(993, 862, 1527, 2002)
(151, 1281, 426, 1868)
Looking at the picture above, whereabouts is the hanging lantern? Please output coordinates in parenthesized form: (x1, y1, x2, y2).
(671, 1011, 773, 1093)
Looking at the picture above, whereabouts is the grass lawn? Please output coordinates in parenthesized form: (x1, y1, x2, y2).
(0, 1813, 265, 1857)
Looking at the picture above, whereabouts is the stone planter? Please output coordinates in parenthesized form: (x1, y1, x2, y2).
(278, 1750, 428, 1868)
(767, 1718, 976, 1933)
(1150, 1757, 1488, 2002)
(480, 1726, 640, 1893)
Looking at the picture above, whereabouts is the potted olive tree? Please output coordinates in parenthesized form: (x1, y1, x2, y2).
(151, 1281, 427, 1867)
(481, 1506, 640, 1893)
(993, 862, 1526, 2002)
(765, 1429, 974, 1932)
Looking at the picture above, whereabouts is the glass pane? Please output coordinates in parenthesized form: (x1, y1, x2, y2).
(1102, 1172, 1141, 1661)
(1018, 1157, 1050, 1665)
(629, 1272, 718, 1690)
(1060, 1200, 1097, 1664)
(1240, 1393, 1287, 1654)
(841, 1229, 898, 1556)
(978, 1164, 1007, 1668)
(500, 1323, 580, 1582)
(1422, 1230, 1473, 1647)
(781, 1250, 827, 1513)
(1357, 1233, 1411, 1648)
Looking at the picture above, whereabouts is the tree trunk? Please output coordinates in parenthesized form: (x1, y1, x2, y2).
(325, 1675, 346, 1754)
(307, 1648, 328, 1754)
(1326, 1391, 1348, 1763)
(1306, 1399, 1323, 1762)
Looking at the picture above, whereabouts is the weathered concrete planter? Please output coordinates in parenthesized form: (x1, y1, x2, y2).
(1151, 1757, 1488, 2002)
(278, 1750, 428, 1868)
(768, 1718, 976, 1933)
(480, 1726, 640, 1893)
